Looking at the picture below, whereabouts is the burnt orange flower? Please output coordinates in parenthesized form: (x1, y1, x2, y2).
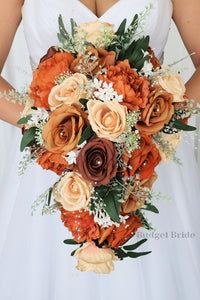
(148, 47, 161, 70)
(136, 86, 174, 135)
(37, 151, 72, 175)
(124, 135, 161, 181)
(61, 209, 100, 243)
(29, 51, 74, 108)
(99, 215, 142, 249)
(122, 194, 145, 214)
(99, 60, 150, 110)
(42, 104, 88, 155)
(70, 45, 116, 74)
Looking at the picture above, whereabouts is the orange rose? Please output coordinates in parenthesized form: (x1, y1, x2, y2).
(148, 47, 161, 70)
(122, 194, 145, 214)
(61, 209, 100, 243)
(37, 150, 71, 175)
(71, 45, 116, 74)
(136, 86, 174, 135)
(42, 104, 88, 155)
(99, 60, 150, 110)
(99, 215, 142, 248)
(124, 135, 161, 181)
(122, 172, 158, 214)
(29, 51, 74, 108)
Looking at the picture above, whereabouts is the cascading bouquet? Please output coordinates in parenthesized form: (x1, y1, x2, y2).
(9, 9, 200, 274)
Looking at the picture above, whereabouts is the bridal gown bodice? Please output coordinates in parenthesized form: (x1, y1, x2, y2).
(1, 1, 200, 300)
(22, 0, 173, 68)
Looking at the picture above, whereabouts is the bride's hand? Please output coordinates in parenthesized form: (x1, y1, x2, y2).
(0, 0, 24, 127)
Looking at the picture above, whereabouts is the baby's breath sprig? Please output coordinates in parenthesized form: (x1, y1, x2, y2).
(0, 90, 30, 105)
(55, 72, 72, 85)
(117, 111, 141, 154)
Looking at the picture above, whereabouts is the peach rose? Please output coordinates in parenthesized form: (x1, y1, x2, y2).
(74, 242, 117, 274)
(158, 75, 186, 103)
(136, 86, 174, 135)
(29, 51, 74, 108)
(154, 132, 182, 162)
(48, 73, 89, 110)
(87, 100, 127, 142)
(42, 104, 88, 155)
(54, 171, 91, 211)
(74, 21, 115, 48)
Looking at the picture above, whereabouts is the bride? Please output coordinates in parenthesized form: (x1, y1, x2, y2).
(0, 0, 200, 299)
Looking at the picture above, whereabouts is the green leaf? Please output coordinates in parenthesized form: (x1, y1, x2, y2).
(78, 125, 94, 145)
(58, 14, 69, 39)
(142, 204, 159, 214)
(70, 18, 77, 36)
(20, 127, 37, 152)
(114, 248, 128, 260)
(79, 98, 89, 110)
(123, 239, 148, 251)
(71, 249, 77, 256)
(116, 19, 127, 37)
(104, 192, 121, 224)
(173, 119, 196, 131)
(17, 114, 32, 125)
(47, 188, 53, 206)
(127, 251, 152, 258)
(63, 239, 79, 245)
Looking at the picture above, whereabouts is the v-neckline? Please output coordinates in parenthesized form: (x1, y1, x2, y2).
(75, 0, 122, 19)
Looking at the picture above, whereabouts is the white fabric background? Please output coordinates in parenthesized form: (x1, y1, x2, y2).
(0, 21, 199, 179)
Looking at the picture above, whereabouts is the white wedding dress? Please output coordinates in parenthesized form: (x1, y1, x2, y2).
(0, 0, 200, 299)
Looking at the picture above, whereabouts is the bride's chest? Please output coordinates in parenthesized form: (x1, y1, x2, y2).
(22, 0, 173, 66)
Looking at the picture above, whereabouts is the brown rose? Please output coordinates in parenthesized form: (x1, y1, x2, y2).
(77, 138, 117, 187)
(37, 150, 71, 175)
(42, 104, 88, 155)
(99, 215, 142, 248)
(124, 134, 161, 181)
(136, 86, 174, 135)
(98, 60, 150, 110)
(71, 45, 116, 75)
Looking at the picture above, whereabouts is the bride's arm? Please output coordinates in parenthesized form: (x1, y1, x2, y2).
(172, 0, 200, 102)
(0, 0, 24, 126)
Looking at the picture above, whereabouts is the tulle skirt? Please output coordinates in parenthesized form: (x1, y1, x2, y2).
(0, 134, 200, 300)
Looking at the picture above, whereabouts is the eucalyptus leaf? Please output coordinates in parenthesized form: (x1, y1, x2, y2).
(70, 18, 77, 36)
(123, 238, 148, 251)
(127, 251, 152, 258)
(142, 204, 159, 214)
(17, 114, 32, 125)
(47, 188, 53, 206)
(116, 19, 127, 37)
(78, 125, 94, 145)
(173, 119, 196, 131)
(20, 127, 37, 152)
(114, 248, 128, 260)
(104, 191, 121, 224)
(63, 239, 79, 245)
(71, 249, 76, 256)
